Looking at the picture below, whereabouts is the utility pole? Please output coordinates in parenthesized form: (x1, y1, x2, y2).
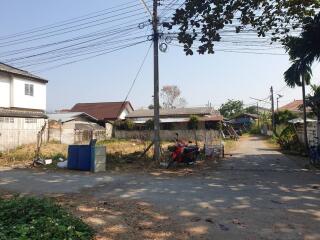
(270, 86, 275, 132)
(152, 0, 161, 161)
(250, 97, 270, 128)
(301, 76, 309, 150)
(276, 94, 283, 111)
(256, 102, 260, 127)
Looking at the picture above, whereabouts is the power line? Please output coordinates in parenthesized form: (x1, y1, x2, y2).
(0, 10, 149, 47)
(0, 0, 152, 41)
(0, 19, 150, 58)
(169, 42, 287, 56)
(16, 36, 149, 68)
(32, 40, 149, 73)
(117, 42, 153, 117)
(4, 27, 145, 63)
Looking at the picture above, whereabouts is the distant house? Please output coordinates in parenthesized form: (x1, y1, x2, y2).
(229, 113, 259, 129)
(47, 112, 105, 144)
(278, 100, 311, 114)
(70, 101, 134, 138)
(126, 107, 223, 130)
(0, 63, 48, 151)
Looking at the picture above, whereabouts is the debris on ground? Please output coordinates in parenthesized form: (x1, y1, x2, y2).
(270, 199, 284, 205)
(190, 216, 201, 222)
(57, 160, 68, 168)
(205, 218, 214, 224)
(218, 223, 230, 231)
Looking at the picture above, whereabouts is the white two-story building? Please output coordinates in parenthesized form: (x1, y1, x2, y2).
(0, 63, 48, 151)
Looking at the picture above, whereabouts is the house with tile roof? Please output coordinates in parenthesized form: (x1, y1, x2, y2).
(126, 107, 223, 130)
(278, 100, 311, 114)
(70, 101, 134, 138)
(70, 101, 133, 122)
(0, 63, 48, 151)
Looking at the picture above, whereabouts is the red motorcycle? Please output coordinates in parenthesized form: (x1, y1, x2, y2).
(166, 133, 200, 168)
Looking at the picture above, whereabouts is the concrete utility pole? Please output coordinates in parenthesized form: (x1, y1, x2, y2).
(270, 86, 275, 132)
(301, 76, 309, 150)
(152, 0, 161, 161)
(250, 97, 269, 128)
(276, 94, 283, 111)
(256, 102, 260, 127)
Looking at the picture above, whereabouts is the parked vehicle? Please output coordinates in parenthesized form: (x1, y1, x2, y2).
(166, 133, 200, 168)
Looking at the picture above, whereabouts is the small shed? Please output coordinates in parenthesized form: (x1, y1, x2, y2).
(230, 113, 259, 130)
(47, 112, 106, 144)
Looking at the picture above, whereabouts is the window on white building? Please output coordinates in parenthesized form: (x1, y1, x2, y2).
(25, 84, 34, 96)
(25, 118, 37, 123)
(0, 117, 14, 123)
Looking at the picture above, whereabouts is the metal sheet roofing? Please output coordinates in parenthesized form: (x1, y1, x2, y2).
(70, 101, 133, 121)
(47, 112, 97, 123)
(127, 107, 219, 118)
(0, 63, 48, 83)
(0, 108, 47, 118)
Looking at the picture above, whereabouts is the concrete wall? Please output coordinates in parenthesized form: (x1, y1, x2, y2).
(114, 129, 220, 142)
(48, 119, 106, 144)
(295, 122, 318, 146)
(0, 72, 11, 108)
(12, 77, 46, 110)
(0, 117, 47, 151)
(105, 122, 113, 139)
(0, 73, 46, 110)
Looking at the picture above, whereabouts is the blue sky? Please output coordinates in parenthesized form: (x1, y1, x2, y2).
(1, 0, 319, 112)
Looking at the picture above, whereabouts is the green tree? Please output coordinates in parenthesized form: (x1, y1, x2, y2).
(274, 110, 298, 125)
(283, 13, 320, 148)
(145, 119, 154, 130)
(188, 115, 199, 145)
(245, 106, 259, 115)
(219, 99, 244, 118)
(306, 84, 320, 120)
(188, 115, 199, 130)
(164, 0, 319, 55)
(283, 13, 320, 68)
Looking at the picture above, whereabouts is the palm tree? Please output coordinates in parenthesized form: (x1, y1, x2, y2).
(284, 13, 320, 65)
(284, 59, 312, 149)
(283, 12, 320, 150)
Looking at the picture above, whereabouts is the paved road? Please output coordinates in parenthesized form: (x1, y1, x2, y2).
(1, 136, 319, 239)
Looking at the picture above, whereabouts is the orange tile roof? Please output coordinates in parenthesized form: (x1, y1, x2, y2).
(278, 100, 304, 112)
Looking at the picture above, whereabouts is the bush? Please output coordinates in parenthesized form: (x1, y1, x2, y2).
(249, 124, 261, 135)
(0, 197, 94, 240)
(114, 119, 135, 130)
(274, 110, 298, 125)
(188, 115, 199, 130)
(144, 119, 154, 130)
(273, 124, 304, 153)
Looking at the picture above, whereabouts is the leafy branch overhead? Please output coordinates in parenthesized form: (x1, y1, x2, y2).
(163, 0, 320, 55)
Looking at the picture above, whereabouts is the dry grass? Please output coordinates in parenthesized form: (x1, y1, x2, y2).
(97, 139, 171, 171)
(0, 142, 67, 168)
(0, 138, 228, 172)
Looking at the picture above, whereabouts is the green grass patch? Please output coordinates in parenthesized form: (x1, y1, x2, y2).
(0, 196, 94, 240)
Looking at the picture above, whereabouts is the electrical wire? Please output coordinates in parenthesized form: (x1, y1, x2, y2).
(31, 40, 149, 73)
(116, 42, 153, 118)
(0, 0, 153, 41)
